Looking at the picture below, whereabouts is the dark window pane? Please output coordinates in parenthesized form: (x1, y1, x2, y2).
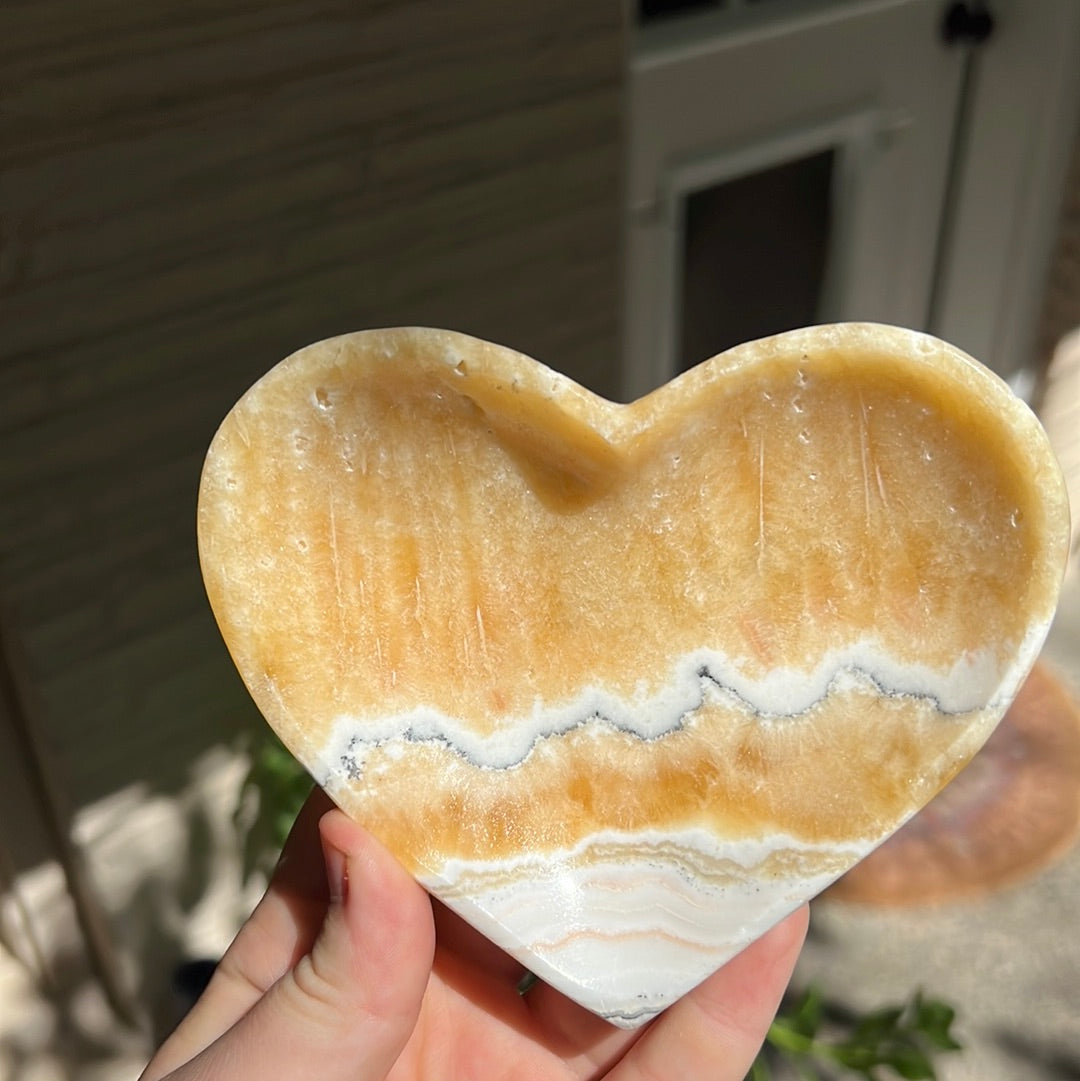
(639, 0, 723, 24)
(678, 149, 834, 369)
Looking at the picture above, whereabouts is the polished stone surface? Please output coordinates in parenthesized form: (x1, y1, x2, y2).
(198, 324, 1069, 1026)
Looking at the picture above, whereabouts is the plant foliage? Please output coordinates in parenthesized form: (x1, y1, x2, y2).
(750, 986, 962, 1080)
(235, 729, 312, 881)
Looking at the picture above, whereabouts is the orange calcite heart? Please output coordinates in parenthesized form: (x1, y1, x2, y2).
(198, 324, 1069, 1026)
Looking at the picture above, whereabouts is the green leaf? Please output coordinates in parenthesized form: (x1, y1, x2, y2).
(766, 1017, 814, 1055)
(791, 986, 824, 1038)
(747, 1055, 772, 1081)
(234, 729, 313, 879)
(757, 986, 962, 1081)
(852, 1006, 904, 1043)
(886, 1043, 936, 1080)
(913, 994, 962, 1051)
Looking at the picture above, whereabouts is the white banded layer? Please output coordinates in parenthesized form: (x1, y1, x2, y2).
(421, 829, 868, 1026)
(314, 638, 1036, 1027)
(313, 635, 1037, 781)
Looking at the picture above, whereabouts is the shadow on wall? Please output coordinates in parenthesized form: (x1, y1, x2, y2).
(1, 738, 271, 1074)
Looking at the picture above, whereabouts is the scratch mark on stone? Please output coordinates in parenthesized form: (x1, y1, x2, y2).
(476, 604, 488, 660)
(757, 432, 766, 568)
(857, 391, 873, 529)
(875, 463, 889, 509)
(328, 493, 348, 650)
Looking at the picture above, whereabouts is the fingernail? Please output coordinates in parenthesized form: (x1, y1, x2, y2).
(325, 842, 349, 905)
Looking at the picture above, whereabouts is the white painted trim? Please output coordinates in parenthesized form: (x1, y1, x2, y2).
(928, 0, 1080, 385)
(641, 108, 900, 393)
(621, 0, 962, 400)
(622, 0, 1080, 400)
(633, 0, 915, 72)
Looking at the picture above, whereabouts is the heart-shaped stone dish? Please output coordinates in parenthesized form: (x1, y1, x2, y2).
(198, 323, 1069, 1027)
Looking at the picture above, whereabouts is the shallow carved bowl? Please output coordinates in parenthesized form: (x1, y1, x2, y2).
(198, 323, 1069, 1026)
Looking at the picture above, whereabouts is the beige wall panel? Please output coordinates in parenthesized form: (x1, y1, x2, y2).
(0, 0, 625, 856)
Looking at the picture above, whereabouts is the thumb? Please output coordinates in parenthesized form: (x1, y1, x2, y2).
(191, 810, 434, 1081)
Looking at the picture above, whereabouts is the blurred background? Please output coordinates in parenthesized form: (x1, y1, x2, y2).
(2, 0, 1079, 1077)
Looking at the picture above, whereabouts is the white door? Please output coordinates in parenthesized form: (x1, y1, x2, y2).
(622, 0, 1080, 398)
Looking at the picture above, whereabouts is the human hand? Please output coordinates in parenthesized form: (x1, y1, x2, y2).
(142, 789, 806, 1081)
